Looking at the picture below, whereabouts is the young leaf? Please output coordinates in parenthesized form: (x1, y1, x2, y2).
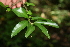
(12, 7, 28, 18)
(35, 23, 50, 39)
(5, 5, 9, 7)
(6, 8, 11, 12)
(27, 10, 32, 15)
(25, 23, 35, 38)
(34, 20, 59, 28)
(25, 2, 35, 6)
(0, 2, 6, 8)
(11, 20, 28, 38)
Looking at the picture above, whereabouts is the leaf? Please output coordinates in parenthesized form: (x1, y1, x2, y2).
(25, 23, 35, 38)
(31, 17, 51, 21)
(6, 8, 11, 12)
(11, 20, 28, 38)
(31, 17, 56, 22)
(27, 10, 32, 15)
(25, 2, 35, 6)
(31, 17, 59, 28)
(35, 23, 50, 39)
(34, 20, 59, 28)
(31, 17, 46, 20)
(12, 7, 28, 18)
(5, 5, 9, 7)
(0, 2, 6, 8)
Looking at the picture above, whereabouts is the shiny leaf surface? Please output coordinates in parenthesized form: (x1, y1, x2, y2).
(34, 20, 59, 28)
(12, 7, 28, 18)
(35, 23, 50, 39)
(11, 20, 28, 38)
(25, 23, 35, 38)
(31, 17, 58, 23)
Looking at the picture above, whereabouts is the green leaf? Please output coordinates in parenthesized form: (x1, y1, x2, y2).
(25, 23, 35, 38)
(0, 2, 6, 8)
(25, 2, 35, 6)
(6, 8, 11, 12)
(35, 23, 50, 39)
(27, 10, 32, 15)
(5, 5, 9, 7)
(34, 20, 59, 28)
(31, 17, 55, 22)
(31, 17, 59, 28)
(11, 20, 28, 38)
(31, 17, 46, 20)
(12, 7, 28, 18)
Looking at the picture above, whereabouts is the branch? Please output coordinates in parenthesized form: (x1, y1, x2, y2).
(11, 0, 22, 7)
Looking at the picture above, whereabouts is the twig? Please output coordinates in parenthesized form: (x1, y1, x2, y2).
(11, 0, 22, 7)
(23, 5, 28, 11)
(11, 0, 28, 14)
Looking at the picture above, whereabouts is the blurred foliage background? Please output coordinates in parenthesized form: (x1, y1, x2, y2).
(0, 0, 70, 47)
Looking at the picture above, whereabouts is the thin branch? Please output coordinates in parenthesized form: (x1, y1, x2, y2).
(11, 0, 22, 7)
(23, 5, 28, 11)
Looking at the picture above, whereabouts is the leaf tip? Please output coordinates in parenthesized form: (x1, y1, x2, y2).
(48, 36, 50, 39)
(25, 36, 27, 38)
(56, 26, 59, 28)
(25, 33, 27, 38)
(11, 34, 13, 38)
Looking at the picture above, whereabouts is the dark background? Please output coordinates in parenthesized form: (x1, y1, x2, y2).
(0, 0, 70, 47)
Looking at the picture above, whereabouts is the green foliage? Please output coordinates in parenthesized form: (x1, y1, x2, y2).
(31, 17, 47, 20)
(6, 8, 11, 12)
(32, 17, 59, 28)
(0, 0, 70, 47)
(25, 23, 35, 38)
(35, 23, 50, 39)
(0, 2, 59, 39)
(25, 2, 35, 6)
(11, 20, 28, 38)
(0, 2, 6, 8)
(11, 2, 59, 39)
(34, 20, 59, 28)
(27, 10, 32, 15)
(12, 7, 28, 18)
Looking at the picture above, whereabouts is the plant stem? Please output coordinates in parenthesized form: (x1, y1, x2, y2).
(23, 5, 28, 11)
(28, 18, 31, 23)
(11, 0, 22, 7)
